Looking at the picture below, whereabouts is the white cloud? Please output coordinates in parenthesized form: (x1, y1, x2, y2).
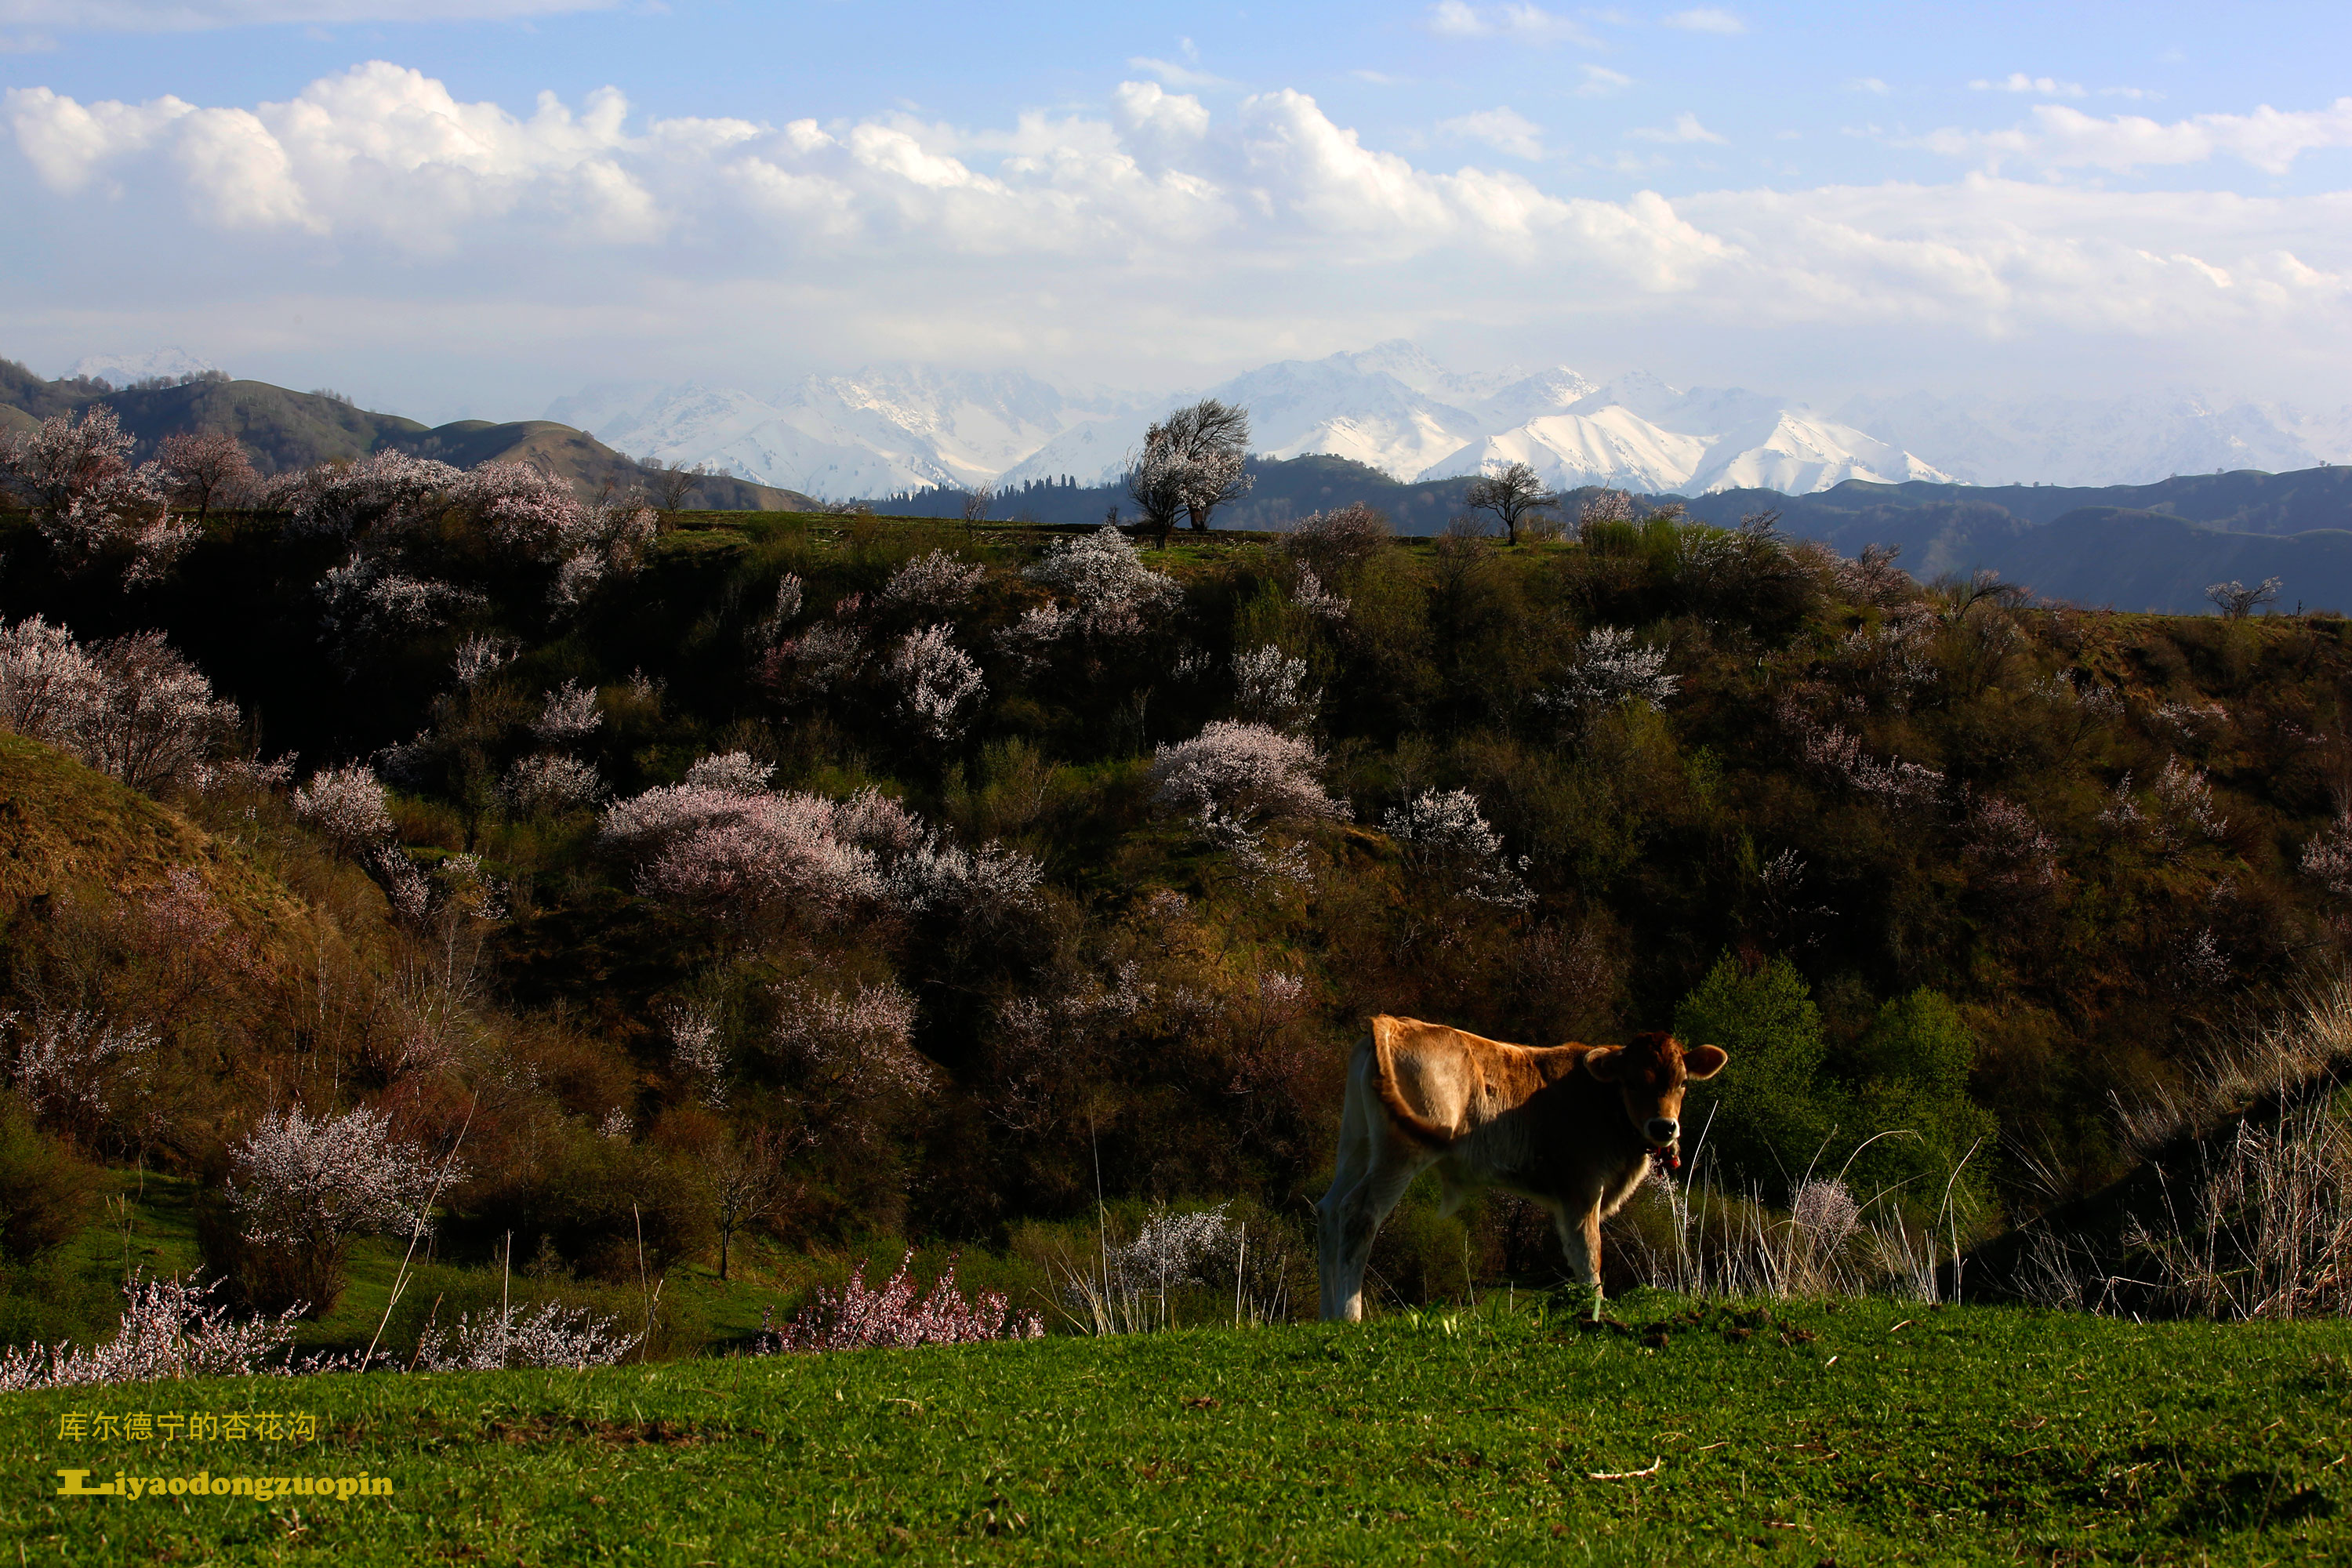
(1577, 65, 1634, 96)
(1662, 8, 1744, 34)
(1628, 112, 1726, 145)
(1437, 107, 1545, 159)
(1970, 74, 2086, 98)
(1923, 98, 2352, 176)
(1424, 2, 1597, 46)
(0, 0, 612, 26)
(7, 63, 2350, 409)
(1126, 56, 1232, 92)
(1846, 77, 1889, 96)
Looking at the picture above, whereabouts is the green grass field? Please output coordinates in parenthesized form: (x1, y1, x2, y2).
(5, 1295, 2347, 1564)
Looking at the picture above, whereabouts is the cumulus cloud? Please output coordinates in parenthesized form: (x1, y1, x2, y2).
(5, 62, 2350, 408)
(1923, 98, 2352, 175)
(1847, 77, 1890, 96)
(1577, 65, 1635, 95)
(1662, 8, 1744, 34)
(0, 0, 612, 25)
(1424, 2, 1597, 46)
(1437, 107, 1545, 159)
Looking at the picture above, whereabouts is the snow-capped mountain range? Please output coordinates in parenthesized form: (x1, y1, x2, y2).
(543, 342, 2352, 501)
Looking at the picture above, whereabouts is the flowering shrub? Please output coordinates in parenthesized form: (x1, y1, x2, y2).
(887, 838, 1045, 924)
(1540, 626, 1679, 718)
(1780, 702, 1944, 808)
(503, 753, 604, 812)
(1835, 542, 1915, 606)
(1234, 644, 1316, 730)
(0, 1274, 300, 1392)
(412, 1301, 640, 1371)
(532, 681, 603, 746)
(294, 764, 396, 853)
(889, 625, 985, 741)
(682, 750, 775, 793)
(1383, 787, 1534, 908)
(1103, 1203, 1239, 1294)
(666, 1001, 728, 1105)
(764, 619, 868, 698)
(1285, 503, 1388, 579)
(880, 550, 987, 611)
(276, 450, 461, 539)
(0, 614, 105, 746)
(317, 555, 485, 646)
(2, 1006, 157, 1146)
(1, 619, 240, 792)
(452, 633, 518, 685)
(779, 1250, 1042, 1352)
(226, 1105, 452, 1256)
(1, 405, 191, 585)
(1151, 720, 1347, 837)
(771, 978, 931, 1098)
(1019, 526, 1181, 641)
(2303, 812, 2352, 900)
(1965, 793, 2060, 890)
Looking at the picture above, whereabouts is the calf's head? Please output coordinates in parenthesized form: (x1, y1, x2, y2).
(1582, 1032, 1727, 1169)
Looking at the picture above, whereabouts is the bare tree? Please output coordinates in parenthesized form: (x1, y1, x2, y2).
(960, 484, 993, 537)
(653, 459, 710, 513)
(1463, 461, 1557, 546)
(2206, 577, 2282, 619)
(156, 430, 256, 520)
(709, 1126, 794, 1282)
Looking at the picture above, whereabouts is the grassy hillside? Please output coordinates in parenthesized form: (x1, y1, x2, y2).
(5, 1301, 2347, 1563)
(0, 360, 815, 511)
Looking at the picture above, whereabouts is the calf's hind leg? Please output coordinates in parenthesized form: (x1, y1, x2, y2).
(1319, 1148, 1431, 1322)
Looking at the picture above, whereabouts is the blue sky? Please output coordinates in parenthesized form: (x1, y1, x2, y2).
(3, 1, 2348, 421)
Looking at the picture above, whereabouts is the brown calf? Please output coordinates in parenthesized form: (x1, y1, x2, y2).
(1316, 1015, 1727, 1320)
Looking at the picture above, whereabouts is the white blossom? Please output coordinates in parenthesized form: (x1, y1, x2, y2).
(666, 1001, 728, 1106)
(226, 1104, 454, 1253)
(503, 752, 604, 811)
(453, 633, 518, 685)
(412, 1301, 639, 1371)
(1384, 787, 1534, 908)
(1018, 527, 1181, 644)
(293, 764, 395, 853)
(531, 680, 602, 746)
(1234, 644, 1316, 730)
(890, 624, 985, 740)
(880, 550, 987, 611)
(1540, 626, 1679, 718)
(772, 978, 931, 1098)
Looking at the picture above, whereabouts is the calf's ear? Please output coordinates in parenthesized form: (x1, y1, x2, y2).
(1582, 1046, 1625, 1082)
(1684, 1044, 1727, 1080)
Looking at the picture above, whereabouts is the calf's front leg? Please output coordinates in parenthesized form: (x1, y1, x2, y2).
(1551, 1200, 1606, 1316)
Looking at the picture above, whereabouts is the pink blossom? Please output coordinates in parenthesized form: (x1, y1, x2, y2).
(0, 1273, 301, 1391)
(779, 1250, 1043, 1352)
(772, 978, 931, 1098)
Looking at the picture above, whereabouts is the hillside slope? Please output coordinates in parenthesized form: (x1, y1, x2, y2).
(0, 361, 817, 511)
(0, 732, 319, 960)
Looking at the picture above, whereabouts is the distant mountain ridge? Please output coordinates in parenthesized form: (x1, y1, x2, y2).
(0, 361, 815, 512)
(546, 342, 2352, 503)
